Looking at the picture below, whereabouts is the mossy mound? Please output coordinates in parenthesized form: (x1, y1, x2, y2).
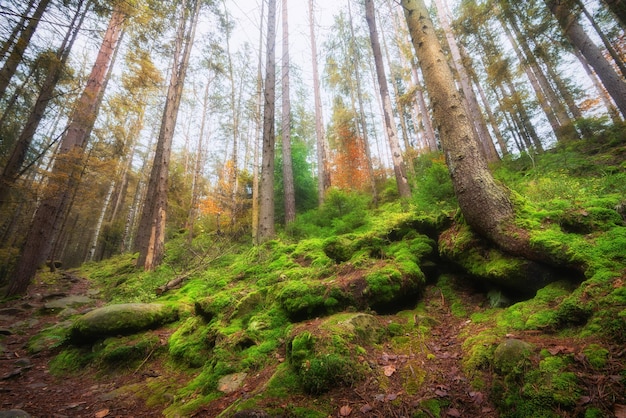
(287, 313, 381, 394)
(69, 303, 178, 343)
(439, 221, 565, 294)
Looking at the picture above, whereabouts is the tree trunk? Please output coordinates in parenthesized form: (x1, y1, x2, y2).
(0, 0, 87, 209)
(252, 0, 265, 241)
(545, 0, 626, 118)
(434, 0, 498, 162)
(0, 0, 50, 100)
(0, 0, 36, 62)
(134, 0, 200, 270)
(257, 0, 277, 243)
(573, 49, 622, 122)
(281, 0, 296, 225)
(6, 5, 125, 296)
(347, 0, 378, 205)
(402, 0, 539, 257)
(365, 0, 411, 199)
(603, 0, 626, 29)
(308, 0, 330, 206)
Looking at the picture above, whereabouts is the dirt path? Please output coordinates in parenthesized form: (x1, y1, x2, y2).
(0, 272, 164, 417)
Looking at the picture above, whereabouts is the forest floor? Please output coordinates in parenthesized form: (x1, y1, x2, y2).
(1, 270, 623, 417)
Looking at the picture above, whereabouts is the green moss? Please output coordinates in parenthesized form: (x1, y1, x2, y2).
(49, 348, 94, 376)
(287, 330, 366, 395)
(322, 235, 355, 263)
(100, 334, 160, 367)
(582, 344, 609, 369)
(277, 280, 328, 320)
(168, 317, 214, 368)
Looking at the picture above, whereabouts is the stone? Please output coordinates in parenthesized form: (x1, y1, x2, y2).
(42, 295, 93, 312)
(0, 410, 31, 418)
(218, 372, 247, 394)
(69, 303, 178, 344)
(493, 339, 533, 375)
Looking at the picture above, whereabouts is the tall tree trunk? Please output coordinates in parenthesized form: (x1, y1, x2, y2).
(6, 5, 125, 296)
(347, 0, 378, 205)
(434, 0, 498, 161)
(0, 0, 87, 209)
(573, 49, 622, 122)
(402, 0, 540, 258)
(281, 0, 296, 225)
(603, 0, 626, 29)
(545, 0, 626, 118)
(501, 12, 574, 140)
(257, 0, 277, 243)
(0, 0, 50, 101)
(252, 0, 265, 241)
(308, 0, 330, 206)
(365, 0, 411, 199)
(134, 0, 200, 270)
(187, 78, 212, 244)
(0, 0, 36, 62)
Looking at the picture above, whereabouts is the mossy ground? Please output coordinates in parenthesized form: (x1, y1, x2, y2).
(15, 123, 626, 417)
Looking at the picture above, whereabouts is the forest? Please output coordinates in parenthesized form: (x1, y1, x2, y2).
(0, 0, 625, 416)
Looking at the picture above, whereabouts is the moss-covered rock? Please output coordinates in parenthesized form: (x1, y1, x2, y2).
(493, 339, 533, 375)
(69, 303, 178, 344)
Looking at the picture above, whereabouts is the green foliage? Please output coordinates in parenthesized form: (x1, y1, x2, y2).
(411, 152, 457, 212)
(582, 344, 609, 369)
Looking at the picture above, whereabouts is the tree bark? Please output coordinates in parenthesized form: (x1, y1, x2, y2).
(257, 0, 277, 243)
(135, 0, 200, 270)
(603, 0, 626, 29)
(365, 0, 411, 199)
(434, 0, 498, 161)
(545, 0, 626, 118)
(6, 5, 125, 296)
(281, 0, 296, 225)
(308, 0, 330, 206)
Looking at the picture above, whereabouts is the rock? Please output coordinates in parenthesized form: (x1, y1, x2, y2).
(330, 313, 383, 343)
(218, 372, 247, 394)
(69, 303, 178, 344)
(0, 329, 12, 336)
(493, 339, 533, 375)
(0, 410, 31, 418)
(42, 295, 93, 313)
(232, 410, 270, 418)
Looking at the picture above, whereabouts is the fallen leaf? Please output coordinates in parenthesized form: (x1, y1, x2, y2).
(383, 365, 396, 377)
(469, 391, 484, 404)
(447, 408, 461, 417)
(95, 409, 110, 418)
(360, 404, 373, 413)
(374, 393, 386, 402)
(339, 405, 352, 416)
(435, 389, 448, 397)
(386, 393, 398, 401)
(615, 404, 626, 418)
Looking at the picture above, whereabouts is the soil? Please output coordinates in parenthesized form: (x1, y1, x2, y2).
(1, 271, 623, 417)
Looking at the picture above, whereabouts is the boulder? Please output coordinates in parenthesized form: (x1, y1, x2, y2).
(69, 303, 178, 344)
(493, 339, 533, 375)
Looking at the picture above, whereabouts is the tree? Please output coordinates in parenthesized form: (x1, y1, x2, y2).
(544, 0, 626, 118)
(0, 0, 88, 209)
(134, 0, 201, 270)
(434, 0, 498, 161)
(6, 4, 126, 296)
(308, 0, 330, 206)
(257, 0, 277, 243)
(0, 0, 51, 101)
(603, 0, 626, 29)
(401, 0, 537, 258)
(281, 0, 296, 225)
(364, 0, 411, 199)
